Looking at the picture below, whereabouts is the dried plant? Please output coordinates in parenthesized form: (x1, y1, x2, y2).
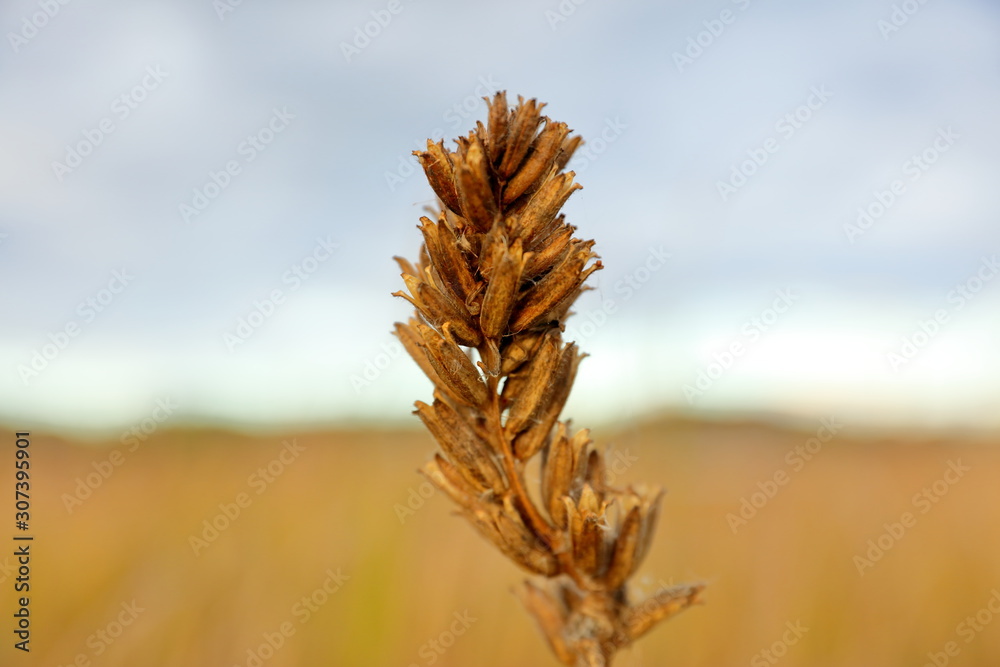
(393, 92, 704, 666)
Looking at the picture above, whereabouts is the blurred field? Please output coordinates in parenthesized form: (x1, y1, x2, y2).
(2, 417, 999, 666)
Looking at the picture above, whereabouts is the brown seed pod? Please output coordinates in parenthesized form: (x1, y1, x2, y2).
(415, 140, 462, 216)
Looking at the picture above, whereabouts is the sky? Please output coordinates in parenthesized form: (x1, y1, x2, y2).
(1, 0, 999, 436)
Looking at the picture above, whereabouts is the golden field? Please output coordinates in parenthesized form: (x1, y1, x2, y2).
(2, 417, 999, 666)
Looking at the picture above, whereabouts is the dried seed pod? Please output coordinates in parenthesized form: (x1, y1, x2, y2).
(504, 120, 571, 204)
(509, 343, 583, 461)
(499, 360, 531, 404)
(504, 331, 562, 436)
(474, 120, 490, 159)
(522, 223, 573, 280)
(510, 247, 600, 333)
(624, 583, 706, 642)
(603, 505, 641, 590)
(393, 255, 419, 279)
(518, 342, 582, 438)
(393, 320, 448, 394)
(420, 454, 480, 513)
(560, 486, 614, 582)
(575, 512, 607, 578)
(420, 216, 477, 302)
(414, 400, 505, 494)
(569, 428, 595, 481)
(545, 284, 585, 326)
(476, 225, 505, 282)
(494, 496, 558, 576)
(512, 172, 581, 248)
(499, 330, 546, 375)
(417, 241, 432, 274)
(415, 282, 481, 346)
(554, 134, 583, 172)
(484, 91, 510, 166)
(541, 423, 575, 529)
(395, 272, 424, 306)
(584, 447, 606, 497)
(415, 140, 463, 216)
(577, 483, 601, 515)
(464, 504, 510, 554)
(480, 238, 524, 338)
(498, 97, 545, 179)
(455, 139, 498, 233)
(634, 487, 664, 571)
(416, 323, 487, 406)
(512, 406, 559, 461)
(562, 495, 582, 549)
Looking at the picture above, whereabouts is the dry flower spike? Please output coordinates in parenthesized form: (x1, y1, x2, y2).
(394, 92, 704, 666)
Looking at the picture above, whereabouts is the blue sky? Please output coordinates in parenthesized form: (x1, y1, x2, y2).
(1, 0, 998, 435)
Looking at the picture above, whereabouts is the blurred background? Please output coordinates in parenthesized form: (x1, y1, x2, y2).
(1, 0, 998, 665)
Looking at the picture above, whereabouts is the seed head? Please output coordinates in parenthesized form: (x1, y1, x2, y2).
(395, 92, 704, 666)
